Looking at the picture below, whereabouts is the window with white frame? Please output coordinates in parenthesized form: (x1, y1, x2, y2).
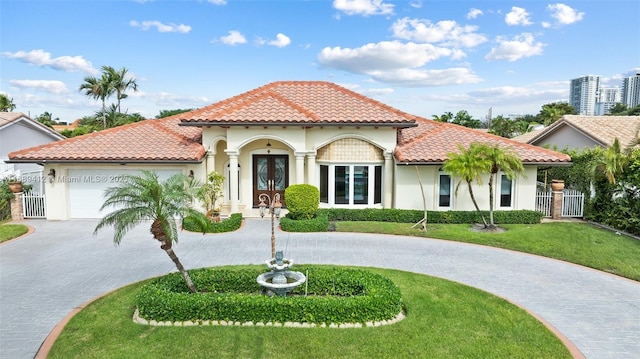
(319, 164, 382, 206)
(500, 174, 513, 207)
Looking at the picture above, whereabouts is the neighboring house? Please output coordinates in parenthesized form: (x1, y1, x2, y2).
(8, 81, 570, 220)
(1, 112, 65, 193)
(512, 115, 640, 151)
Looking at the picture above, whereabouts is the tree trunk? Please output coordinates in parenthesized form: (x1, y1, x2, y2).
(488, 173, 495, 227)
(162, 247, 197, 293)
(151, 219, 197, 293)
(467, 180, 488, 227)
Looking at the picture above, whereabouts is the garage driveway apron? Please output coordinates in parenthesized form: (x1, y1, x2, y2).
(1, 219, 639, 359)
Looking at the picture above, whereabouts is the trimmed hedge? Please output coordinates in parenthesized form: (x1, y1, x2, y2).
(279, 212, 329, 232)
(136, 266, 403, 325)
(318, 208, 544, 225)
(182, 213, 243, 233)
(284, 184, 320, 220)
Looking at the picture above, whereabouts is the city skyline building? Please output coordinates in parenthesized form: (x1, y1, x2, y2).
(622, 72, 640, 109)
(596, 87, 621, 115)
(570, 75, 600, 116)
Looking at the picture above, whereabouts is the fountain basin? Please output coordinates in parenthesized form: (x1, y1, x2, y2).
(257, 270, 306, 297)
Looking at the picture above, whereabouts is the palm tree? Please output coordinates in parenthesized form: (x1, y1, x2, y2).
(94, 171, 205, 293)
(592, 138, 627, 185)
(103, 66, 138, 113)
(443, 143, 491, 227)
(79, 74, 113, 129)
(0, 94, 16, 111)
(477, 144, 525, 228)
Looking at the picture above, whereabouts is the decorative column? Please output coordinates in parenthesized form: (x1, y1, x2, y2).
(295, 152, 305, 184)
(384, 153, 394, 208)
(10, 192, 24, 221)
(306, 152, 316, 187)
(551, 190, 564, 220)
(206, 151, 215, 174)
(228, 152, 239, 214)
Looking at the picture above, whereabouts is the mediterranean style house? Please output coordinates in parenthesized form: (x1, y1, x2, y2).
(8, 81, 570, 219)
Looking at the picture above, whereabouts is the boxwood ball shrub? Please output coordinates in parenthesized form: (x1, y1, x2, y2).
(135, 266, 403, 325)
(284, 184, 319, 220)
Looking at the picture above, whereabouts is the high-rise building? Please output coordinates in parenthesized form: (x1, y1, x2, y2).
(570, 75, 600, 116)
(622, 72, 640, 109)
(596, 87, 621, 115)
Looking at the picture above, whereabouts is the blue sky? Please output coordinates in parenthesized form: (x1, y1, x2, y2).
(1, 0, 639, 123)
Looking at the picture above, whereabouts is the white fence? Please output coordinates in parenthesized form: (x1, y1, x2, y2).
(22, 193, 46, 218)
(562, 189, 585, 218)
(535, 189, 584, 218)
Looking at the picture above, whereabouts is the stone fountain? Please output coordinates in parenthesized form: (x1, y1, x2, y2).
(256, 251, 306, 297)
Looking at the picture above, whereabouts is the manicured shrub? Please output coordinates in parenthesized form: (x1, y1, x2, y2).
(182, 213, 243, 233)
(136, 266, 403, 325)
(280, 212, 329, 232)
(284, 184, 319, 220)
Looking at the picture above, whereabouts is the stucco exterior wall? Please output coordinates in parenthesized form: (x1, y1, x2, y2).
(1, 119, 61, 175)
(534, 126, 600, 150)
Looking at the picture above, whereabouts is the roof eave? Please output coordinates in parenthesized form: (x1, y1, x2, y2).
(179, 121, 417, 128)
(6, 158, 205, 165)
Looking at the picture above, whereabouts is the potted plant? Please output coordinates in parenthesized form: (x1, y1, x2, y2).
(551, 179, 565, 191)
(198, 171, 225, 222)
(6, 176, 23, 193)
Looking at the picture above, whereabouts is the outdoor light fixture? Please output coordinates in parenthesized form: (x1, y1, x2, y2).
(48, 169, 56, 183)
(266, 140, 271, 154)
(188, 170, 194, 179)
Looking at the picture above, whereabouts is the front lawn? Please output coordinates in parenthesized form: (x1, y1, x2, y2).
(48, 266, 571, 359)
(0, 223, 29, 243)
(334, 221, 640, 281)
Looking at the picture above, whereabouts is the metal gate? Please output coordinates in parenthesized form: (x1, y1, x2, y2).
(562, 189, 584, 218)
(536, 191, 552, 217)
(22, 193, 46, 218)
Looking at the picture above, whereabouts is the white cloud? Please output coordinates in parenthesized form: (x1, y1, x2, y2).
(2, 49, 98, 74)
(547, 3, 585, 25)
(485, 33, 545, 62)
(318, 41, 481, 86)
(129, 20, 191, 33)
(505, 6, 533, 26)
(467, 8, 483, 19)
(8, 80, 67, 94)
(410, 1, 422, 9)
(219, 31, 247, 46)
(361, 87, 395, 96)
(541, 21, 551, 28)
(208, 0, 226, 5)
(333, 0, 394, 16)
(318, 41, 454, 73)
(268, 33, 291, 48)
(391, 18, 487, 48)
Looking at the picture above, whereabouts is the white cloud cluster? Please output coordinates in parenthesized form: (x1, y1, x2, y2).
(8, 80, 67, 94)
(268, 33, 291, 48)
(129, 20, 191, 33)
(2, 49, 97, 74)
(546, 3, 585, 26)
(485, 33, 544, 62)
(219, 30, 247, 45)
(391, 18, 487, 48)
(505, 6, 533, 26)
(333, 0, 394, 16)
(467, 8, 483, 19)
(208, 0, 226, 5)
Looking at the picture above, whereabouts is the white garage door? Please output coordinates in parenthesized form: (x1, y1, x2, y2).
(68, 169, 181, 219)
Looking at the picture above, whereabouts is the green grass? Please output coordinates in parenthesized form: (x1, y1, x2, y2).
(334, 221, 640, 281)
(48, 266, 571, 359)
(0, 224, 28, 243)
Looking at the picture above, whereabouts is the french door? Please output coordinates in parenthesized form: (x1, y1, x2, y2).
(253, 155, 288, 207)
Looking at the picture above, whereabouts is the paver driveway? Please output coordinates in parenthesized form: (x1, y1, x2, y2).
(1, 219, 639, 359)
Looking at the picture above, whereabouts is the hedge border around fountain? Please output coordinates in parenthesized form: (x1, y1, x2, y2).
(135, 266, 403, 325)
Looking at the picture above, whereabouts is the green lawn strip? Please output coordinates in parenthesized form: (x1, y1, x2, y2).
(335, 221, 640, 281)
(0, 224, 29, 243)
(48, 267, 571, 359)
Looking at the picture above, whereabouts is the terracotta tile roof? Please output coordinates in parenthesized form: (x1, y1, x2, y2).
(179, 81, 417, 126)
(510, 128, 545, 143)
(395, 118, 571, 164)
(525, 115, 640, 149)
(8, 118, 204, 163)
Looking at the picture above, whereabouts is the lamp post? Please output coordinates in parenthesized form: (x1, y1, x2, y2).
(258, 192, 282, 258)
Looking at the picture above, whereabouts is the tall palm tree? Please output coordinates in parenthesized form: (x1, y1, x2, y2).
(103, 66, 138, 113)
(477, 144, 525, 228)
(443, 143, 491, 227)
(0, 94, 16, 111)
(94, 171, 205, 293)
(79, 74, 113, 129)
